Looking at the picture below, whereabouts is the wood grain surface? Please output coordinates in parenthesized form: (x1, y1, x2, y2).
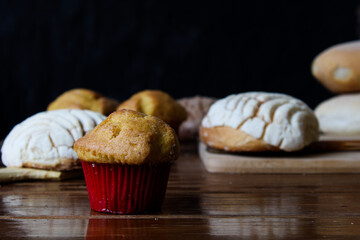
(0, 168, 83, 183)
(199, 142, 360, 174)
(1, 142, 360, 239)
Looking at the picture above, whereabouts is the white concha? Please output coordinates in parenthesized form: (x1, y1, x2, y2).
(201, 92, 319, 151)
(1, 109, 106, 170)
(314, 93, 360, 135)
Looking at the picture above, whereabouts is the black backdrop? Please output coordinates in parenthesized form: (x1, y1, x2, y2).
(0, 0, 359, 139)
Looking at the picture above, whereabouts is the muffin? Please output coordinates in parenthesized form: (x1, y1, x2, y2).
(177, 96, 217, 141)
(200, 92, 319, 152)
(74, 109, 179, 214)
(48, 88, 119, 115)
(1, 109, 106, 170)
(116, 90, 187, 132)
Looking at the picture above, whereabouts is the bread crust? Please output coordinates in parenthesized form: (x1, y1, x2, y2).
(200, 126, 279, 152)
(312, 41, 360, 93)
(117, 90, 187, 131)
(48, 88, 119, 115)
(22, 158, 82, 171)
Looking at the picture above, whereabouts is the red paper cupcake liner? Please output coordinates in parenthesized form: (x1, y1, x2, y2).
(81, 161, 171, 214)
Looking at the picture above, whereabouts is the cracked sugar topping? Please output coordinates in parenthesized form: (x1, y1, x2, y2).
(201, 92, 319, 151)
(1, 109, 106, 169)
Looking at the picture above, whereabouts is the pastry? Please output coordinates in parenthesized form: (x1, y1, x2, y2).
(177, 96, 216, 140)
(74, 109, 179, 214)
(1, 109, 106, 170)
(200, 92, 319, 152)
(48, 88, 119, 115)
(116, 90, 187, 132)
(312, 40, 360, 93)
(315, 93, 360, 135)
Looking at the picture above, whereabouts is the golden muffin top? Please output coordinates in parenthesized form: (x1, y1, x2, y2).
(74, 109, 180, 165)
(116, 90, 187, 130)
(48, 88, 119, 115)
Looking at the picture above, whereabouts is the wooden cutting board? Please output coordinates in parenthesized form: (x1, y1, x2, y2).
(199, 136, 360, 174)
(0, 168, 83, 183)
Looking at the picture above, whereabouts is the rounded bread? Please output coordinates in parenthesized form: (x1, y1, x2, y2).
(48, 88, 119, 115)
(177, 96, 216, 140)
(1, 109, 106, 170)
(200, 92, 319, 152)
(312, 40, 360, 93)
(315, 93, 360, 135)
(74, 109, 180, 165)
(116, 90, 187, 131)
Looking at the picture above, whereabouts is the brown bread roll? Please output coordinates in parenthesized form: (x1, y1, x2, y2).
(312, 40, 360, 93)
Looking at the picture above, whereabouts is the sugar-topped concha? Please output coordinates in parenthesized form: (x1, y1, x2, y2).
(1, 109, 106, 170)
(200, 92, 319, 152)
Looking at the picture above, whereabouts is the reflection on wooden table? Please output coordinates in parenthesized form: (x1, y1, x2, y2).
(0, 142, 360, 239)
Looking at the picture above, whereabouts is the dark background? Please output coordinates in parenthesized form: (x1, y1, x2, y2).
(1, 0, 359, 139)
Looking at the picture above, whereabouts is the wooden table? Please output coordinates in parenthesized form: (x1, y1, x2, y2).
(1, 142, 360, 239)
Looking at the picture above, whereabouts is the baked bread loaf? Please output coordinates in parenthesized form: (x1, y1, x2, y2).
(1, 109, 106, 170)
(74, 109, 179, 165)
(200, 92, 319, 152)
(48, 88, 119, 115)
(315, 93, 360, 135)
(312, 40, 360, 93)
(177, 96, 216, 140)
(117, 90, 187, 131)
